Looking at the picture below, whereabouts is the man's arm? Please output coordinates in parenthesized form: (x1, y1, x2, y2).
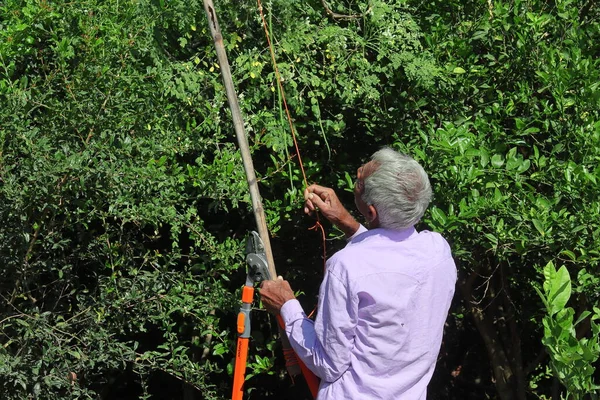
(279, 267, 357, 382)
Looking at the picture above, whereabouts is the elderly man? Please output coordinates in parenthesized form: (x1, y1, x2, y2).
(260, 148, 456, 399)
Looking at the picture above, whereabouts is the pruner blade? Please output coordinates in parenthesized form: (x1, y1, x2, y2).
(245, 231, 271, 284)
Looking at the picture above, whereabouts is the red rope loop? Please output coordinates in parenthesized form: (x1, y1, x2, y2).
(258, 0, 327, 319)
(282, 347, 300, 367)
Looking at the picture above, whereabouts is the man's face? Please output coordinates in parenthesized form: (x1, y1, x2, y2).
(354, 160, 379, 226)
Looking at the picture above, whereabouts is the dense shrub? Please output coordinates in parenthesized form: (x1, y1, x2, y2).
(1, 0, 598, 399)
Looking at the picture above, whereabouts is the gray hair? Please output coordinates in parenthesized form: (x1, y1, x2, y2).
(361, 148, 432, 230)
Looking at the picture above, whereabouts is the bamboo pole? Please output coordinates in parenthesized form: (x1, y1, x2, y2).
(202, 0, 305, 383)
(202, 1, 317, 388)
(202, 0, 276, 280)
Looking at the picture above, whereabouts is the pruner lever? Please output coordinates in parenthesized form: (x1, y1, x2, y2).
(232, 231, 269, 400)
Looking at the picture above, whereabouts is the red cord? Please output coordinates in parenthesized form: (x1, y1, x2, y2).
(257, 0, 308, 187)
(283, 347, 300, 367)
(257, 0, 328, 287)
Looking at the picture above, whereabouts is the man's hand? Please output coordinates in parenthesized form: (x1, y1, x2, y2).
(260, 277, 296, 315)
(304, 184, 360, 238)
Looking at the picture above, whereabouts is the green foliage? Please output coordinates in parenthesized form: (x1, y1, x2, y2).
(1, 0, 599, 398)
(394, 0, 600, 397)
(0, 0, 438, 398)
(536, 261, 600, 399)
(0, 0, 244, 398)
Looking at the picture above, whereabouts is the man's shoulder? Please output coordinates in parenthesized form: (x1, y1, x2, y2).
(328, 228, 454, 276)
(348, 228, 451, 254)
(416, 230, 452, 255)
(324, 244, 367, 284)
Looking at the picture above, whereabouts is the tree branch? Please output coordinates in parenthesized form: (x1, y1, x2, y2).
(320, 0, 371, 20)
(200, 309, 216, 362)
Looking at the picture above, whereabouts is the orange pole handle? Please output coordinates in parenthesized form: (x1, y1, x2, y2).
(232, 286, 254, 400)
(232, 337, 250, 400)
(276, 316, 320, 399)
(299, 360, 320, 399)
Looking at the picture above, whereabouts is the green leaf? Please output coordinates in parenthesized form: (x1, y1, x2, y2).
(548, 266, 572, 316)
(480, 149, 490, 167)
(560, 250, 577, 261)
(431, 206, 447, 225)
(453, 67, 466, 74)
(484, 233, 498, 246)
(517, 159, 531, 173)
(574, 311, 591, 327)
(494, 187, 503, 202)
(532, 219, 545, 236)
(534, 286, 550, 311)
(506, 155, 521, 170)
(543, 261, 556, 294)
(523, 127, 540, 135)
(68, 349, 81, 360)
(491, 154, 504, 168)
(554, 307, 574, 331)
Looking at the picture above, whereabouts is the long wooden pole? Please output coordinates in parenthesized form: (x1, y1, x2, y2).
(202, 0, 276, 280)
(201, 2, 318, 394)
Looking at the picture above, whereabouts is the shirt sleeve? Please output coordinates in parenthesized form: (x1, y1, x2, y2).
(280, 267, 357, 382)
(347, 224, 367, 241)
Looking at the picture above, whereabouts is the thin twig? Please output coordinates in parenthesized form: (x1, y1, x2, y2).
(487, 0, 494, 19)
(320, 0, 372, 20)
(0, 313, 27, 326)
(200, 309, 216, 362)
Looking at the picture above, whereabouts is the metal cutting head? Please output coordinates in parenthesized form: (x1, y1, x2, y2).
(245, 231, 271, 284)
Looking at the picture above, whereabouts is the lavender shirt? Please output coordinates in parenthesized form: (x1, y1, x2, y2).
(280, 225, 457, 399)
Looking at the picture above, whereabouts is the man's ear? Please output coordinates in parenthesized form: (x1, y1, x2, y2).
(367, 204, 378, 223)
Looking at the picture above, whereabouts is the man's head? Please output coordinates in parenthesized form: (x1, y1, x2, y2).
(354, 148, 432, 230)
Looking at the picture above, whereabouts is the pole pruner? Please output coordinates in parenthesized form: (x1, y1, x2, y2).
(232, 231, 271, 400)
(232, 232, 320, 400)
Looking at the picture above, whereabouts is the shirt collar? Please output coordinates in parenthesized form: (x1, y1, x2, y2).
(350, 225, 417, 244)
